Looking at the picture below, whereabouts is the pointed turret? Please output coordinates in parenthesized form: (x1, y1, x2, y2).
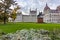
(30, 8, 37, 15)
(44, 3, 50, 11)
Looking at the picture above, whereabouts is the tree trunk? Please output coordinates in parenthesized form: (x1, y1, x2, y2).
(4, 12, 6, 24)
(4, 6, 6, 24)
(4, 16, 6, 24)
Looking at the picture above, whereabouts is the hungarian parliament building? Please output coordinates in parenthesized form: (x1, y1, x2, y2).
(13, 4, 60, 23)
(43, 4, 60, 23)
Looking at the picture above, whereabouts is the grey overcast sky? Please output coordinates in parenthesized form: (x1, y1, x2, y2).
(14, 0, 60, 14)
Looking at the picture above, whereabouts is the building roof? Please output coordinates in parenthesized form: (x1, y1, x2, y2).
(49, 10, 59, 13)
(30, 8, 37, 14)
(44, 3, 50, 11)
(56, 5, 60, 11)
(44, 3, 60, 13)
(30, 11, 37, 13)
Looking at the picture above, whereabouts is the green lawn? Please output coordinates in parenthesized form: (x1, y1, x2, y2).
(0, 22, 60, 33)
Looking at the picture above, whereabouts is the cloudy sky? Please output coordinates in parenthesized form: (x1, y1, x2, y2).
(15, 0, 60, 14)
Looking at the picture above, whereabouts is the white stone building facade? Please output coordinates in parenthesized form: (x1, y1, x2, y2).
(14, 9, 37, 22)
(43, 4, 60, 23)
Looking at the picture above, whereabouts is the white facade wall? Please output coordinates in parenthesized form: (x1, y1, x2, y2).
(22, 15, 37, 22)
(30, 15, 37, 22)
(43, 10, 51, 23)
(43, 11, 60, 23)
(14, 13, 22, 22)
(14, 13, 37, 22)
(22, 15, 31, 22)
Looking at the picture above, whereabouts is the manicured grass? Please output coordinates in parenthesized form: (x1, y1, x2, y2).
(0, 22, 60, 33)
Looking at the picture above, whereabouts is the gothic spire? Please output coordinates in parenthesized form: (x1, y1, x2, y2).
(44, 3, 50, 11)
